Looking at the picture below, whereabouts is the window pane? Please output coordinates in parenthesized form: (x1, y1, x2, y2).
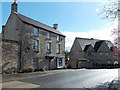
(33, 58, 38, 69)
(57, 44, 60, 53)
(33, 40, 39, 51)
(47, 32, 51, 39)
(57, 58, 63, 67)
(47, 42, 51, 52)
(34, 28, 38, 36)
(57, 35, 60, 41)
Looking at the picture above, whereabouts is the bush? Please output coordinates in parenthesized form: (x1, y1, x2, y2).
(21, 66, 35, 73)
(28, 66, 35, 72)
(62, 66, 67, 69)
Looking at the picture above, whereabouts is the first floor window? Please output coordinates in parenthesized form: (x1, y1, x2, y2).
(57, 35, 60, 42)
(47, 42, 51, 52)
(47, 32, 51, 39)
(33, 40, 39, 51)
(56, 44, 60, 54)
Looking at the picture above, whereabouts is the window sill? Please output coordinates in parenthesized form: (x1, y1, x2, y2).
(56, 52, 60, 54)
(33, 50, 39, 53)
(56, 41, 60, 43)
(46, 51, 51, 54)
(33, 35, 39, 37)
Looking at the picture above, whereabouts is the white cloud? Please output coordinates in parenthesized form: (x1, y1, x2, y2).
(62, 20, 119, 51)
(62, 27, 114, 51)
(96, 8, 100, 13)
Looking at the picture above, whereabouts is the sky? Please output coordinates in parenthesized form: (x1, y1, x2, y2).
(1, 1, 114, 51)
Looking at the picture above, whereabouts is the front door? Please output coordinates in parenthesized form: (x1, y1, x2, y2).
(47, 57, 54, 70)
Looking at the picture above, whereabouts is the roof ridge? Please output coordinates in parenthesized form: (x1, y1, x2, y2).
(13, 12, 65, 36)
(15, 12, 54, 30)
(76, 37, 99, 40)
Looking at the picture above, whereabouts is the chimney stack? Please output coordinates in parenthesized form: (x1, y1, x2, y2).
(53, 24, 58, 30)
(2, 25, 5, 38)
(11, 0, 18, 13)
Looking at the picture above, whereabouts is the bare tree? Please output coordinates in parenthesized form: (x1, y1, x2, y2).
(100, 0, 120, 61)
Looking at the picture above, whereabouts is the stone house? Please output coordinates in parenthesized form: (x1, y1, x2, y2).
(2, 1, 65, 72)
(69, 37, 119, 69)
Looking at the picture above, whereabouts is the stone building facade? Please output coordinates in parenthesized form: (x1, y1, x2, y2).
(69, 37, 119, 69)
(2, 1, 65, 72)
(2, 39, 19, 72)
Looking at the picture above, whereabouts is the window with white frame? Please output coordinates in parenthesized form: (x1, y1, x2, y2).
(34, 28, 39, 36)
(56, 44, 60, 53)
(57, 58, 63, 67)
(33, 40, 39, 51)
(47, 42, 51, 52)
(57, 35, 60, 42)
(47, 32, 51, 39)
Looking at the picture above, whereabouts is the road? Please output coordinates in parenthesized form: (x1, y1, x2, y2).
(2, 69, 118, 88)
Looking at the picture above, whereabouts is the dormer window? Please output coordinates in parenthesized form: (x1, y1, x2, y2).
(47, 32, 51, 39)
(34, 28, 39, 36)
(57, 35, 60, 42)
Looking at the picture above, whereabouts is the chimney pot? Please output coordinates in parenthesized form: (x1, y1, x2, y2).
(11, 2, 18, 13)
(53, 24, 58, 30)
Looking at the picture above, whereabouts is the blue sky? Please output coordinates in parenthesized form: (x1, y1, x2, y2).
(2, 2, 109, 31)
(2, 2, 112, 51)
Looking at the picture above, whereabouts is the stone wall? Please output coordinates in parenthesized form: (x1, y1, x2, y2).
(2, 39, 19, 73)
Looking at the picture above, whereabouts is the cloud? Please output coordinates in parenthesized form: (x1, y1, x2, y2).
(62, 27, 114, 51)
(62, 20, 119, 51)
(96, 8, 100, 13)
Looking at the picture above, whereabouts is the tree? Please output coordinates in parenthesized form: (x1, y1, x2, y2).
(101, 0, 120, 61)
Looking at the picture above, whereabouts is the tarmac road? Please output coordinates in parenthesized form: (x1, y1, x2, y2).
(2, 69, 118, 88)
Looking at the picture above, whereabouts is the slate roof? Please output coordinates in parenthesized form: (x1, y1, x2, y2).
(76, 37, 99, 50)
(14, 12, 65, 36)
(76, 37, 114, 51)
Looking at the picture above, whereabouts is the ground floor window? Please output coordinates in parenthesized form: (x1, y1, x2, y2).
(56, 57, 63, 67)
(33, 58, 39, 69)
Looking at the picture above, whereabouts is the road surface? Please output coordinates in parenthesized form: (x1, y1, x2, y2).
(2, 69, 118, 88)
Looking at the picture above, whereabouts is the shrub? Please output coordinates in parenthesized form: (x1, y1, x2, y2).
(28, 66, 35, 72)
(21, 66, 35, 73)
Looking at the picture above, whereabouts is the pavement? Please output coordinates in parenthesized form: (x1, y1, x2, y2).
(2, 70, 56, 82)
(1, 69, 120, 89)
